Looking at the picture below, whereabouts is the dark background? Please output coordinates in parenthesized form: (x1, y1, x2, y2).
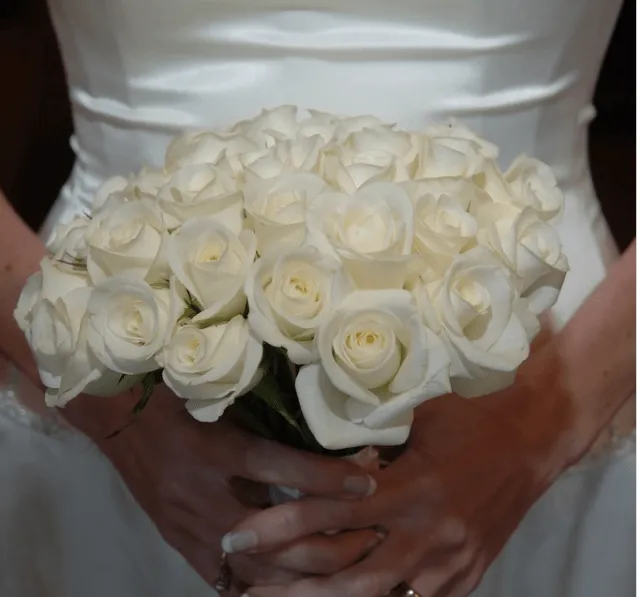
(0, 0, 635, 249)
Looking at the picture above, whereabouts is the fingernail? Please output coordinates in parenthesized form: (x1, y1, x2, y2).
(362, 531, 386, 557)
(221, 531, 258, 553)
(365, 536, 382, 551)
(344, 474, 377, 496)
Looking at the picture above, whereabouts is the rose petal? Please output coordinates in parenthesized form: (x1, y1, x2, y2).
(296, 364, 412, 450)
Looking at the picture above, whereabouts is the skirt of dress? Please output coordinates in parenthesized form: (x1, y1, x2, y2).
(0, 365, 634, 597)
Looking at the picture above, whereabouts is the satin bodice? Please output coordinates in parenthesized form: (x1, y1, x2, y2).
(44, 0, 622, 324)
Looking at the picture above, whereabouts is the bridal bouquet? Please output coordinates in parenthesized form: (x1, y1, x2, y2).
(14, 106, 568, 453)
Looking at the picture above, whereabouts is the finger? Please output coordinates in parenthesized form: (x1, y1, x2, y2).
(206, 422, 376, 498)
(229, 477, 273, 509)
(228, 553, 304, 587)
(163, 529, 220, 588)
(222, 461, 441, 555)
(242, 531, 422, 597)
(221, 498, 363, 554)
(168, 477, 255, 539)
(410, 546, 476, 597)
(251, 520, 467, 597)
(254, 528, 384, 575)
(433, 554, 485, 597)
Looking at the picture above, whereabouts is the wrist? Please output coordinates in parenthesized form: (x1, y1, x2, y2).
(59, 383, 184, 449)
(489, 341, 586, 483)
(59, 389, 141, 446)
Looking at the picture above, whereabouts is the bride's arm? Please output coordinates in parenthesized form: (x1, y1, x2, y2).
(0, 190, 48, 413)
(221, 241, 636, 597)
(521, 238, 636, 471)
(0, 189, 380, 587)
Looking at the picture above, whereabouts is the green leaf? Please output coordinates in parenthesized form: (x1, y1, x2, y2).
(133, 374, 157, 418)
(179, 304, 200, 322)
(184, 289, 203, 312)
(105, 372, 158, 439)
(150, 278, 170, 290)
(227, 399, 275, 440)
(55, 257, 87, 272)
(251, 375, 303, 433)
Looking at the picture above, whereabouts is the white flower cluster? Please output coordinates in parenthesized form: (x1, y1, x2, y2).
(15, 106, 568, 449)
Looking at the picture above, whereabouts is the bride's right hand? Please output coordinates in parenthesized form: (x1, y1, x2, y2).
(60, 383, 380, 590)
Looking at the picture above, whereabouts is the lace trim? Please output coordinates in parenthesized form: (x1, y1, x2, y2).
(0, 367, 65, 436)
(564, 431, 636, 477)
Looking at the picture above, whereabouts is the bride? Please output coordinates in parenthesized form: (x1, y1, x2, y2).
(0, 1, 634, 596)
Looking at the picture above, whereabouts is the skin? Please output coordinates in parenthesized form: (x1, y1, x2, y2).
(1, 187, 635, 594)
(223, 241, 636, 597)
(0, 191, 380, 589)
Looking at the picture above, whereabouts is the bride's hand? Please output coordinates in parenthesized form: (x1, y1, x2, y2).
(223, 349, 572, 597)
(60, 384, 379, 590)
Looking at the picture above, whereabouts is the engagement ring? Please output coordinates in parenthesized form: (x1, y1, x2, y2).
(214, 551, 233, 593)
(392, 582, 422, 597)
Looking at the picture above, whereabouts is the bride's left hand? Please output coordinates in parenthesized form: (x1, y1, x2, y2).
(224, 349, 572, 597)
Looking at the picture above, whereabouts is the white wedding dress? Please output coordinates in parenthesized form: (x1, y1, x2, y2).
(0, 0, 634, 596)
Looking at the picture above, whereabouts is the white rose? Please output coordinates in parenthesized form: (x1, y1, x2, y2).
(424, 119, 498, 159)
(415, 119, 495, 179)
(296, 110, 340, 144)
(479, 157, 564, 222)
(125, 168, 169, 200)
(93, 169, 169, 212)
(230, 105, 300, 145)
(86, 197, 165, 284)
(39, 256, 89, 301)
(27, 288, 89, 388)
(321, 128, 416, 193)
(243, 172, 327, 256)
(407, 178, 479, 271)
(14, 260, 135, 404)
(23, 269, 90, 389)
(167, 218, 257, 323)
(161, 315, 263, 422)
(476, 205, 568, 315)
(14, 272, 43, 333)
(307, 182, 423, 289)
(165, 130, 258, 169)
(504, 155, 564, 220)
(232, 135, 325, 181)
(246, 247, 340, 365)
(428, 247, 533, 397)
(157, 165, 243, 231)
(306, 110, 392, 143)
(93, 175, 129, 211)
(296, 290, 451, 449)
(43, 322, 141, 407)
(47, 216, 90, 269)
(337, 115, 393, 139)
(15, 258, 87, 336)
(86, 275, 169, 375)
(165, 129, 208, 166)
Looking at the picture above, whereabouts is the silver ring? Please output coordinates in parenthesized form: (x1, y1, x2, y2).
(214, 551, 233, 593)
(392, 582, 423, 597)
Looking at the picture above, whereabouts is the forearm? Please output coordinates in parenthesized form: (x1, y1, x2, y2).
(0, 190, 48, 410)
(520, 241, 636, 474)
(556, 240, 635, 453)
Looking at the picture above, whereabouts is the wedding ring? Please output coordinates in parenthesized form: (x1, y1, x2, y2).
(391, 582, 423, 597)
(214, 551, 233, 593)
